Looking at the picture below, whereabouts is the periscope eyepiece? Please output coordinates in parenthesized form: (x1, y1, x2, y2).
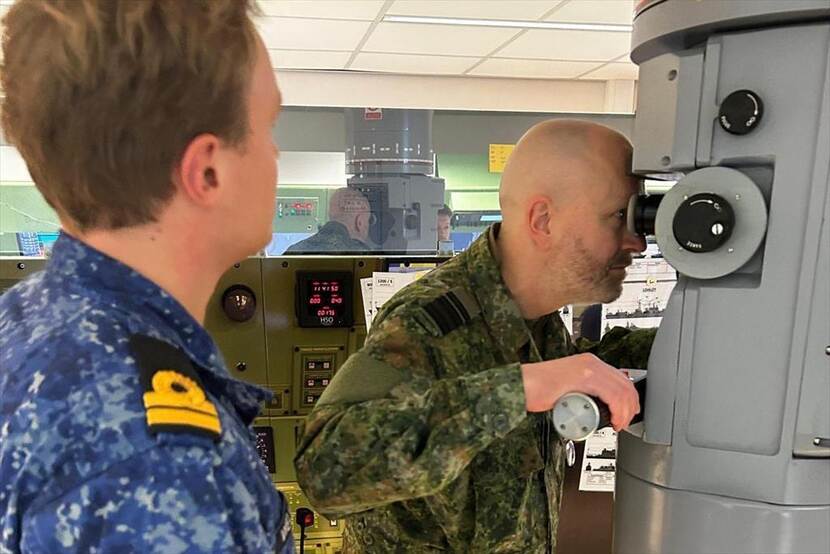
(627, 193, 664, 237)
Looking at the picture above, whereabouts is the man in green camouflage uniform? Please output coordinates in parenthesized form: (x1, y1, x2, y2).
(295, 120, 655, 552)
(285, 187, 373, 254)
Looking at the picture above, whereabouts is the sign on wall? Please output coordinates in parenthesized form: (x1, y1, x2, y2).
(488, 144, 515, 173)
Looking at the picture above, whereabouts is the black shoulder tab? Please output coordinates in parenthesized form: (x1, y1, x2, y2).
(420, 287, 481, 337)
(129, 334, 221, 441)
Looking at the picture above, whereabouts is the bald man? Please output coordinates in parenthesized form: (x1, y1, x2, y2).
(295, 120, 656, 553)
(285, 187, 372, 254)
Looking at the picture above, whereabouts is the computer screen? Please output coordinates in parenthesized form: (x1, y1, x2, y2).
(16, 232, 60, 257)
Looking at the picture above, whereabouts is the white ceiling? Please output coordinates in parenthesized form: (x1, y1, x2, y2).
(259, 0, 639, 82)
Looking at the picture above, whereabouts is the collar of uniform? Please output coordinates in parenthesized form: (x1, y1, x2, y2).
(318, 220, 349, 236)
(464, 224, 534, 359)
(46, 233, 272, 416)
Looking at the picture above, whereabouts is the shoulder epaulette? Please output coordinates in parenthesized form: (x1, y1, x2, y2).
(129, 334, 221, 441)
(420, 287, 481, 337)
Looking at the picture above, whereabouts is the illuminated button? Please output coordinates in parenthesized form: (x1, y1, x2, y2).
(322, 379, 329, 386)
(323, 362, 331, 369)
(329, 520, 338, 527)
(306, 395, 315, 403)
(307, 361, 316, 370)
(307, 379, 315, 387)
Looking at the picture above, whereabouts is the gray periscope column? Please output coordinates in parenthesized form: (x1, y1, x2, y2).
(615, 1, 830, 553)
(345, 108, 445, 253)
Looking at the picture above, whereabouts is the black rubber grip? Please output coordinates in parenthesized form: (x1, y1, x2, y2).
(595, 376, 647, 429)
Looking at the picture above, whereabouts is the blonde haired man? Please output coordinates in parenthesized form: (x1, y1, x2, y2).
(0, 1, 292, 551)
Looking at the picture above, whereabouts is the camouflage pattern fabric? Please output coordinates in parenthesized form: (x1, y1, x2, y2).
(294, 224, 655, 553)
(284, 221, 372, 254)
(574, 326, 657, 371)
(0, 234, 293, 553)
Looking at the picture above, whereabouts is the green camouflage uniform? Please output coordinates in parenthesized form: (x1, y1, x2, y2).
(294, 225, 655, 553)
(284, 221, 372, 254)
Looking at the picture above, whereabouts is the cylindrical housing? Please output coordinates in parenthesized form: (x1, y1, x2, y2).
(345, 108, 435, 175)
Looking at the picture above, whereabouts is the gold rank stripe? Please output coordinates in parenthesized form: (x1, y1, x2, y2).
(143, 397, 218, 417)
(145, 406, 222, 435)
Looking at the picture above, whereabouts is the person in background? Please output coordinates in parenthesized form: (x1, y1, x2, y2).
(285, 187, 373, 254)
(579, 303, 603, 342)
(0, 1, 293, 551)
(437, 203, 453, 242)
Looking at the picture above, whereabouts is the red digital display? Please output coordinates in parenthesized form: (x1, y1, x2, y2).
(297, 271, 352, 328)
(299, 275, 350, 326)
(311, 281, 340, 293)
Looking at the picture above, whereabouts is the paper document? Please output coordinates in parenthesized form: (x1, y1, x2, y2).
(360, 271, 429, 331)
(601, 251, 677, 337)
(559, 305, 573, 335)
(578, 427, 618, 492)
(359, 277, 374, 329)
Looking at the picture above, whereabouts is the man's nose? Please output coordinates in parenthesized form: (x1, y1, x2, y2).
(623, 229, 647, 253)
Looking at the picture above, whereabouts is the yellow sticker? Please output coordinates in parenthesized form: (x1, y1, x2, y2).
(488, 144, 515, 173)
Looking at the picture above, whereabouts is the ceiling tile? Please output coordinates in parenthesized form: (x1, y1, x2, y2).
(269, 49, 351, 70)
(387, 0, 562, 21)
(256, 17, 372, 50)
(258, 0, 385, 21)
(546, 0, 636, 25)
(579, 61, 639, 80)
(469, 58, 602, 79)
(497, 29, 630, 61)
(351, 52, 479, 75)
(363, 22, 517, 56)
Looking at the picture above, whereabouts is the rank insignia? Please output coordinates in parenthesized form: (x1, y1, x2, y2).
(129, 334, 222, 440)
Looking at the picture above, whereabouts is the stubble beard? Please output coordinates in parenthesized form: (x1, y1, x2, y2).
(554, 237, 628, 305)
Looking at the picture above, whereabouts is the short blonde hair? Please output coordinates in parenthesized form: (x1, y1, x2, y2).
(1, 0, 259, 230)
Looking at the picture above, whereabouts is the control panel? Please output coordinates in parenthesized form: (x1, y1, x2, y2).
(278, 482, 343, 553)
(0, 258, 47, 294)
(299, 351, 336, 409)
(252, 424, 276, 474)
(276, 197, 319, 234)
(277, 198, 318, 219)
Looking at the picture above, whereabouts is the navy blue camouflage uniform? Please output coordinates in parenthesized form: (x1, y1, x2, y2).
(0, 234, 293, 553)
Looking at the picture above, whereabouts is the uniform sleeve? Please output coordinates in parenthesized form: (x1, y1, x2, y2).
(21, 440, 293, 553)
(572, 326, 657, 369)
(293, 310, 529, 519)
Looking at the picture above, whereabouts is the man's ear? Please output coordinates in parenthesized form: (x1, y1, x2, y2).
(527, 195, 553, 247)
(355, 213, 368, 235)
(174, 134, 222, 206)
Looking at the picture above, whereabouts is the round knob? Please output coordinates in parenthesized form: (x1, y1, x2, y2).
(235, 361, 248, 372)
(719, 90, 763, 135)
(221, 285, 257, 322)
(673, 193, 735, 253)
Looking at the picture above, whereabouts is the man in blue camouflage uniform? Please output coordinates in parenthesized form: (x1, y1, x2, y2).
(296, 120, 653, 553)
(0, 1, 292, 552)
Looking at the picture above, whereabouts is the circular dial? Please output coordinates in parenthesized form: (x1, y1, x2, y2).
(672, 193, 735, 253)
(719, 89, 764, 135)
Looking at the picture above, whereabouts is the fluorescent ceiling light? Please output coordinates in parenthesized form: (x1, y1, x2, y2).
(383, 15, 632, 33)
